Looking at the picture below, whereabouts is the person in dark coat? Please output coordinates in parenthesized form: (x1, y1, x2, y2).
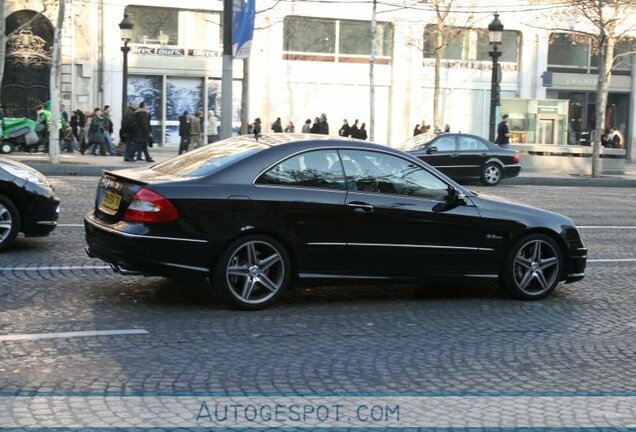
(178, 111, 191, 155)
(318, 113, 329, 135)
(309, 117, 320, 134)
(271, 117, 283, 133)
(350, 119, 360, 139)
(87, 108, 106, 155)
(70, 109, 86, 144)
(122, 101, 138, 161)
(495, 114, 510, 147)
(339, 119, 351, 137)
(134, 101, 154, 162)
(357, 122, 368, 140)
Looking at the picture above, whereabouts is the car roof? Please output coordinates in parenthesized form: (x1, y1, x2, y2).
(397, 132, 493, 152)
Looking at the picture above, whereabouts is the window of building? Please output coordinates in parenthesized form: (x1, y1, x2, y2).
(423, 25, 520, 63)
(125, 6, 221, 48)
(283, 16, 393, 63)
(548, 33, 634, 73)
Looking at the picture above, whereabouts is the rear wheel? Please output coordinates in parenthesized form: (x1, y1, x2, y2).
(0, 141, 13, 154)
(0, 195, 20, 251)
(481, 163, 502, 186)
(501, 233, 562, 300)
(214, 235, 290, 310)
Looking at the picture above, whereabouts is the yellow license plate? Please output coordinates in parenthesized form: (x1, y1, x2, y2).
(99, 190, 122, 214)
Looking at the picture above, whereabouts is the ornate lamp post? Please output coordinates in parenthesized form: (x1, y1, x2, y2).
(119, 14, 134, 113)
(488, 13, 503, 142)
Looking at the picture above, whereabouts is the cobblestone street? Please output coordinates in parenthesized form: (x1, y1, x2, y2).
(0, 178, 635, 429)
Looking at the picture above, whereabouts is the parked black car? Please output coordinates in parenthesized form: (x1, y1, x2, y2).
(398, 133, 521, 186)
(85, 134, 586, 309)
(0, 157, 59, 250)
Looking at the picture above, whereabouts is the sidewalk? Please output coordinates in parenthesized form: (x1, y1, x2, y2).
(3, 147, 636, 187)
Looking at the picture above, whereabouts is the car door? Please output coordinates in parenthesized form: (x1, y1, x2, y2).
(339, 149, 492, 278)
(414, 135, 458, 177)
(456, 135, 492, 178)
(254, 149, 353, 276)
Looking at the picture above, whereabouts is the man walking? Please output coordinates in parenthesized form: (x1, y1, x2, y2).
(190, 111, 204, 150)
(102, 105, 116, 156)
(495, 114, 511, 148)
(178, 111, 191, 155)
(122, 101, 138, 162)
(133, 101, 154, 162)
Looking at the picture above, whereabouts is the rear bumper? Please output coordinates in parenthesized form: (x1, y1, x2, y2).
(84, 213, 210, 279)
(503, 165, 521, 179)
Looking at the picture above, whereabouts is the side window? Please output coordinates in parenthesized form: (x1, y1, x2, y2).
(256, 150, 346, 190)
(458, 136, 489, 151)
(340, 150, 449, 200)
(431, 136, 456, 152)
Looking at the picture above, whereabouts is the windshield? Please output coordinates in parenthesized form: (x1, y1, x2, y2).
(394, 132, 438, 152)
(151, 136, 268, 177)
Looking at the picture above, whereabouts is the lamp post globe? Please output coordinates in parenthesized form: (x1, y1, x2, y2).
(119, 14, 134, 113)
(488, 13, 504, 143)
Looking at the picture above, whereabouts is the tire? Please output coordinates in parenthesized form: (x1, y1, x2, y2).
(0, 195, 21, 252)
(0, 141, 13, 154)
(500, 233, 563, 300)
(214, 235, 291, 310)
(481, 162, 502, 186)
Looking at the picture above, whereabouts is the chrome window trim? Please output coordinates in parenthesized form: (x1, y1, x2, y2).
(299, 273, 391, 280)
(434, 165, 480, 168)
(85, 216, 208, 244)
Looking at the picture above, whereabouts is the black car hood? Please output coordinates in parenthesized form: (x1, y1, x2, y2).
(471, 192, 575, 227)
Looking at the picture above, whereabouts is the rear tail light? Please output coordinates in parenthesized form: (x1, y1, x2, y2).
(123, 188, 179, 223)
(512, 152, 520, 164)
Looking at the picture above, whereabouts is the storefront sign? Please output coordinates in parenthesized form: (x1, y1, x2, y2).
(131, 45, 221, 58)
(423, 59, 518, 72)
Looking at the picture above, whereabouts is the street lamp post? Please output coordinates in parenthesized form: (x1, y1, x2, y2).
(488, 13, 503, 143)
(119, 14, 134, 113)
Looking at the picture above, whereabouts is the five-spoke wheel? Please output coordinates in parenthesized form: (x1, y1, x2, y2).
(214, 235, 290, 309)
(501, 233, 563, 300)
(481, 163, 502, 186)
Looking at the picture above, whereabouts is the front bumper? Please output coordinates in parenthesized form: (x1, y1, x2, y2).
(565, 246, 587, 283)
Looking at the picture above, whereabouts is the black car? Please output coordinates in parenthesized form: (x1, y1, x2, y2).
(0, 157, 60, 250)
(85, 134, 586, 309)
(398, 133, 521, 186)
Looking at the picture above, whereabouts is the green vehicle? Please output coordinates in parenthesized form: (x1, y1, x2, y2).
(0, 117, 40, 154)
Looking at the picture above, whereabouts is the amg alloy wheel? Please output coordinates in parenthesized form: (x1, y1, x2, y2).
(501, 233, 562, 300)
(215, 235, 290, 309)
(481, 163, 502, 186)
(0, 195, 20, 251)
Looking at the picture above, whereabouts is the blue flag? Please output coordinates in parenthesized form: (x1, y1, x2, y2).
(233, 0, 255, 59)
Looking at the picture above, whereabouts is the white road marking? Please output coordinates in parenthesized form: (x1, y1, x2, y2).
(578, 226, 636, 229)
(0, 329, 149, 342)
(588, 259, 636, 263)
(0, 265, 110, 271)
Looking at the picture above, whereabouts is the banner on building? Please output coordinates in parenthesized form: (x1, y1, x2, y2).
(233, 0, 255, 59)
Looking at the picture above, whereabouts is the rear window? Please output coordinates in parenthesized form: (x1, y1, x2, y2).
(151, 137, 267, 177)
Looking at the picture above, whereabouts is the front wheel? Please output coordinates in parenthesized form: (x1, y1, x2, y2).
(481, 163, 502, 186)
(500, 233, 563, 300)
(0, 195, 20, 251)
(214, 235, 291, 310)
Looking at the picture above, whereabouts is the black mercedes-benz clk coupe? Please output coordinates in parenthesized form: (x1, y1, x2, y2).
(0, 157, 59, 250)
(85, 134, 586, 309)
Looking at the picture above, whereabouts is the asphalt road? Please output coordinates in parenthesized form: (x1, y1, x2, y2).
(0, 178, 635, 428)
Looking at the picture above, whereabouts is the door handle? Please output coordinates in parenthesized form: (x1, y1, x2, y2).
(348, 202, 374, 213)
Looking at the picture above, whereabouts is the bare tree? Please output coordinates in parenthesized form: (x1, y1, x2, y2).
(535, 0, 636, 176)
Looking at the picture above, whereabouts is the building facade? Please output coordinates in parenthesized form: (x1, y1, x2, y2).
(2, 0, 635, 159)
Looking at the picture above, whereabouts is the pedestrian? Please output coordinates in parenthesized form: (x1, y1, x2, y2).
(35, 102, 51, 153)
(350, 119, 360, 139)
(318, 113, 329, 135)
(206, 110, 219, 144)
(601, 128, 611, 147)
(271, 117, 283, 133)
(609, 128, 624, 149)
(284, 121, 295, 133)
(190, 111, 204, 150)
(122, 101, 138, 162)
(178, 111, 191, 155)
(134, 101, 154, 162)
(413, 124, 421, 136)
(60, 104, 69, 125)
(357, 122, 368, 140)
(102, 105, 116, 155)
(309, 117, 320, 134)
(59, 124, 77, 153)
(495, 114, 511, 147)
(339, 119, 351, 137)
(444, 124, 451, 133)
(252, 117, 262, 137)
(421, 120, 431, 133)
(70, 109, 86, 147)
(301, 119, 311, 133)
(87, 108, 107, 156)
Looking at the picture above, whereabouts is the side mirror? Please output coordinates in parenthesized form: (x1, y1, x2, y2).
(426, 146, 438, 154)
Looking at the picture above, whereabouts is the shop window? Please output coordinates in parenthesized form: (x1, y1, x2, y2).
(125, 6, 221, 48)
(548, 33, 634, 73)
(283, 16, 392, 63)
(423, 25, 520, 63)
